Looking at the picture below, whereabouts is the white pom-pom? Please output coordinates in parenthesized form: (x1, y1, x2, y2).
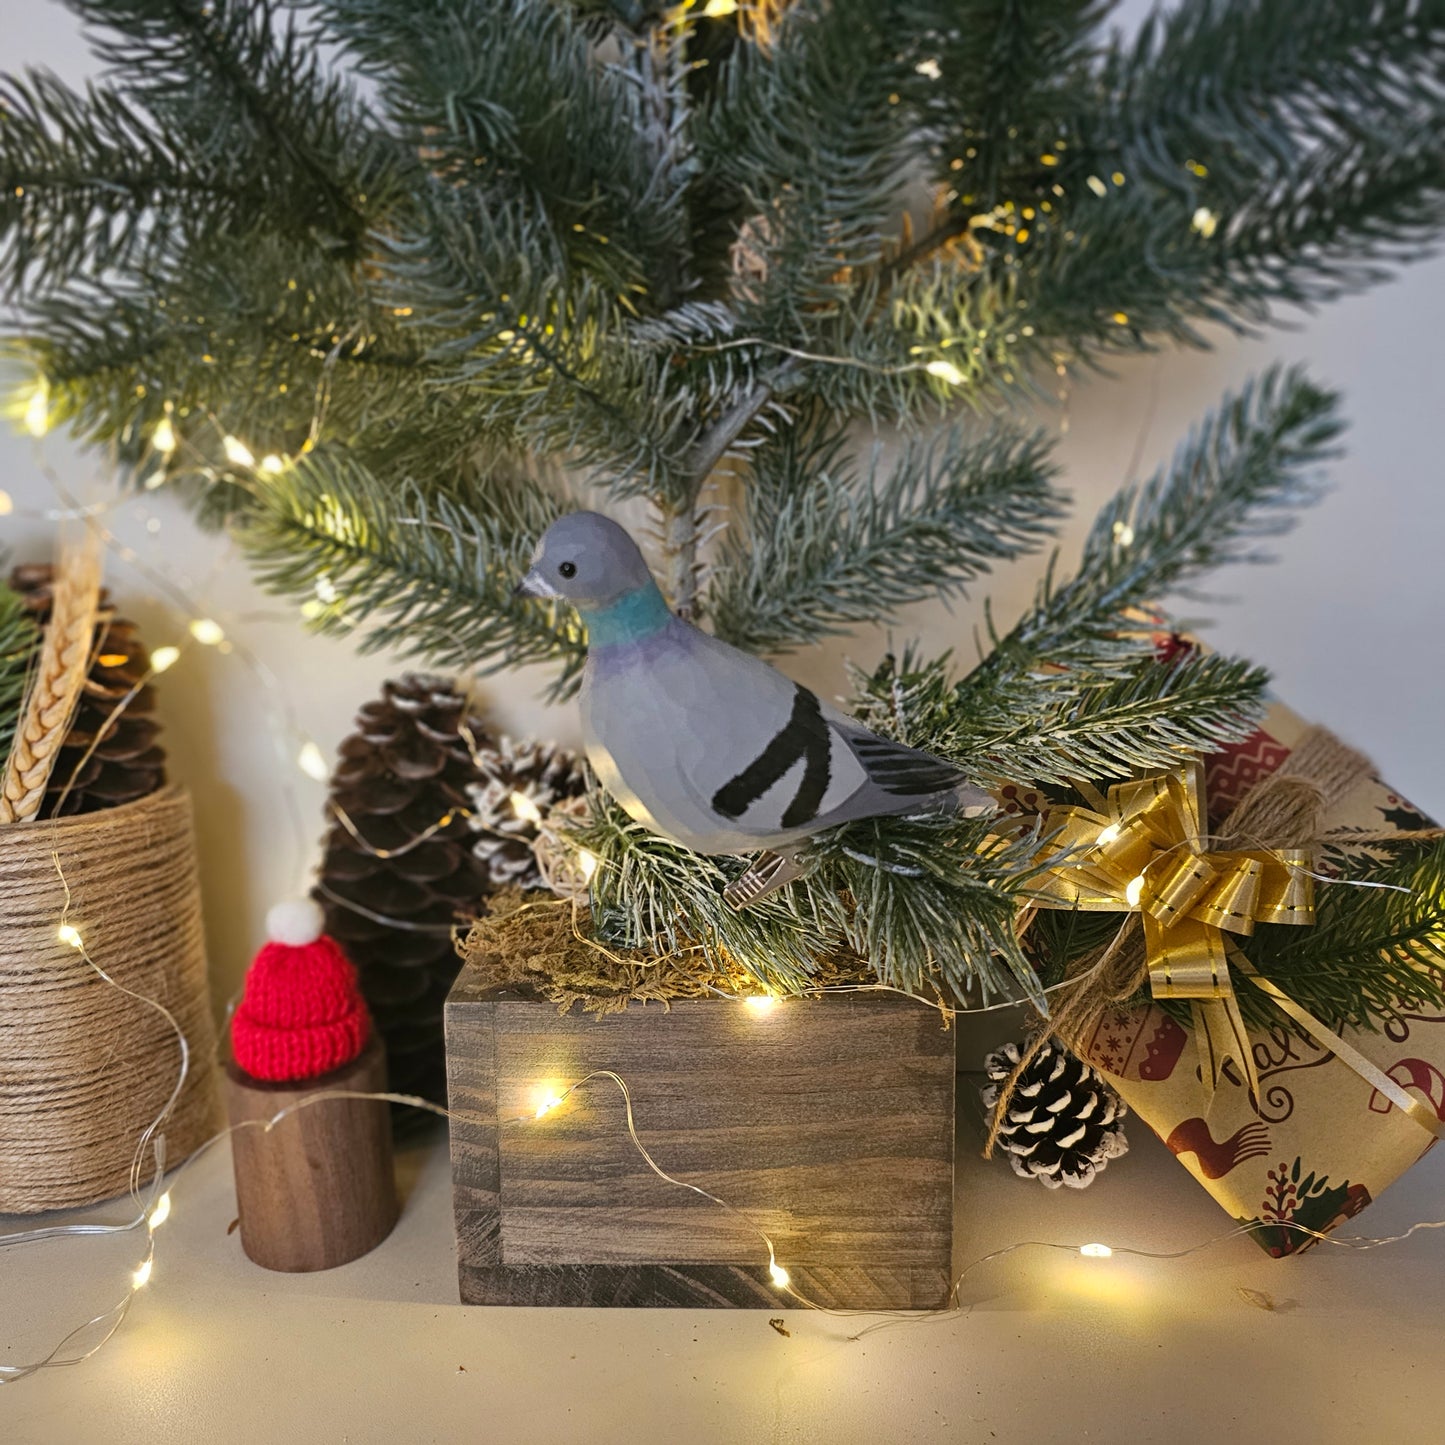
(266, 898, 326, 947)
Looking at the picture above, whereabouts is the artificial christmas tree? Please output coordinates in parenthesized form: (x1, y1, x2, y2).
(2, 0, 1443, 1012)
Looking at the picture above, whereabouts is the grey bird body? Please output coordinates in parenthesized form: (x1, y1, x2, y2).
(519, 511, 993, 860)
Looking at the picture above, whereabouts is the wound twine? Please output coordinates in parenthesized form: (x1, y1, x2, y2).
(0, 785, 219, 1212)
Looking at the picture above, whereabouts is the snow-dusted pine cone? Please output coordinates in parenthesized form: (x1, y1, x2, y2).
(981, 1037, 1129, 1190)
(466, 734, 587, 890)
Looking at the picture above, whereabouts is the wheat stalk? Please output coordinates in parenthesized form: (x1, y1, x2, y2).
(0, 532, 102, 825)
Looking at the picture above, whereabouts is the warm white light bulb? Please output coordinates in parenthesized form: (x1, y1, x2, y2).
(149, 1192, 172, 1230)
(222, 435, 255, 467)
(1125, 875, 1145, 908)
(132, 1257, 153, 1289)
(510, 790, 543, 826)
(152, 416, 177, 454)
(1111, 520, 1135, 548)
(188, 618, 226, 647)
(259, 454, 285, 474)
(150, 645, 181, 674)
(743, 995, 778, 1016)
(297, 741, 329, 782)
(1095, 824, 1121, 847)
(701, 0, 737, 14)
(23, 384, 49, 437)
(577, 849, 598, 882)
(1079, 1242, 1113, 1259)
(769, 1262, 790, 1288)
(1191, 207, 1218, 239)
(925, 359, 966, 386)
(0, 490, 11, 517)
(56, 923, 83, 950)
(534, 1091, 564, 1120)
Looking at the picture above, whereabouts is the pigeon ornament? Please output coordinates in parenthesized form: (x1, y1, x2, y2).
(518, 512, 995, 907)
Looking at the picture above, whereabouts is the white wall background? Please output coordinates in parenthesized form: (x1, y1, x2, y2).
(2, 0, 1442, 1004)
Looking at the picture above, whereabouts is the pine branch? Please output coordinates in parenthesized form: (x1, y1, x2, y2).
(976, 365, 1341, 686)
(61, 0, 394, 259)
(1091, 0, 1445, 206)
(854, 646, 1269, 788)
(233, 448, 588, 698)
(908, 0, 1113, 201)
(0, 71, 234, 291)
(14, 233, 459, 488)
(697, 0, 914, 322)
(578, 784, 1054, 1004)
(708, 416, 1065, 654)
(316, 0, 687, 296)
(1242, 838, 1445, 1031)
(1013, 0, 1445, 341)
(842, 367, 1335, 785)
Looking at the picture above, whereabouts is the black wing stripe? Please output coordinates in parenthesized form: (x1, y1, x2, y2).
(712, 685, 832, 827)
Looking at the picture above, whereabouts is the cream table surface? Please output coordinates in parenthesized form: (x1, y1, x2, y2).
(3, 1074, 1443, 1445)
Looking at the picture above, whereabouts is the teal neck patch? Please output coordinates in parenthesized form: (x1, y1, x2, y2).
(579, 583, 673, 649)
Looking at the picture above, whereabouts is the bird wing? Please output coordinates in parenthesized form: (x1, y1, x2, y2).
(582, 622, 978, 850)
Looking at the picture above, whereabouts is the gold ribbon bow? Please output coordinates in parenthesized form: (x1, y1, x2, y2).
(1032, 765, 1314, 1100)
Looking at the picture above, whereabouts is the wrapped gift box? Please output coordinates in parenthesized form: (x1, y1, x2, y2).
(1079, 699, 1443, 1255)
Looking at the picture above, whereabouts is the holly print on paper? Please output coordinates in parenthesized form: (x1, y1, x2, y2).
(1380, 795, 1433, 833)
(1241, 1157, 1372, 1258)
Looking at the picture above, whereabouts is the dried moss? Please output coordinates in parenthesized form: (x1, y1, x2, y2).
(456, 887, 876, 1015)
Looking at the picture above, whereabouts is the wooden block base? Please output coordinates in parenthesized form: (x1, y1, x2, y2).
(226, 1036, 399, 1272)
(445, 983, 955, 1309)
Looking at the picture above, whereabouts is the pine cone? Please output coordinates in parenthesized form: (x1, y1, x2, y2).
(8, 563, 167, 817)
(467, 734, 588, 890)
(981, 1038, 1128, 1190)
(314, 674, 494, 1107)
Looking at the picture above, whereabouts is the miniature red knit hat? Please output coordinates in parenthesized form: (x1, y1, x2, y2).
(232, 900, 371, 1082)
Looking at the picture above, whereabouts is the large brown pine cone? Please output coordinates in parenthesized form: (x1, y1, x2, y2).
(314, 674, 494, 1107)
(8, 563, 167, 817)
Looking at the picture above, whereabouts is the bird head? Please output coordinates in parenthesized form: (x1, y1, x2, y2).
(516, 511, 657, 609)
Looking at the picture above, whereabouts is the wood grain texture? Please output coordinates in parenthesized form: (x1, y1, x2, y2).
(226, 1036, 399, 1273)
(445, 978, 954, 1310)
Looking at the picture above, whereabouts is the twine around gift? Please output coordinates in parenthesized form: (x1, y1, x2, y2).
(984, 727, 1445, 1159)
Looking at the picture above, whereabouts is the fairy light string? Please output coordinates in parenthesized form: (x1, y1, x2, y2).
(5, 407, 1444, 1381)
(8, 1021, 1445, 1383)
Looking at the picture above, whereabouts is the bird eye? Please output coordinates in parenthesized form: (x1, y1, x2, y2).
(558, 561, 577, 578)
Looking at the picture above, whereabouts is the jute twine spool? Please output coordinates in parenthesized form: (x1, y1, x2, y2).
(0, 785, 220, 1212)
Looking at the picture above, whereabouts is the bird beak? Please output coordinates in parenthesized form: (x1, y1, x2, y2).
(514, 567, 555, 599)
